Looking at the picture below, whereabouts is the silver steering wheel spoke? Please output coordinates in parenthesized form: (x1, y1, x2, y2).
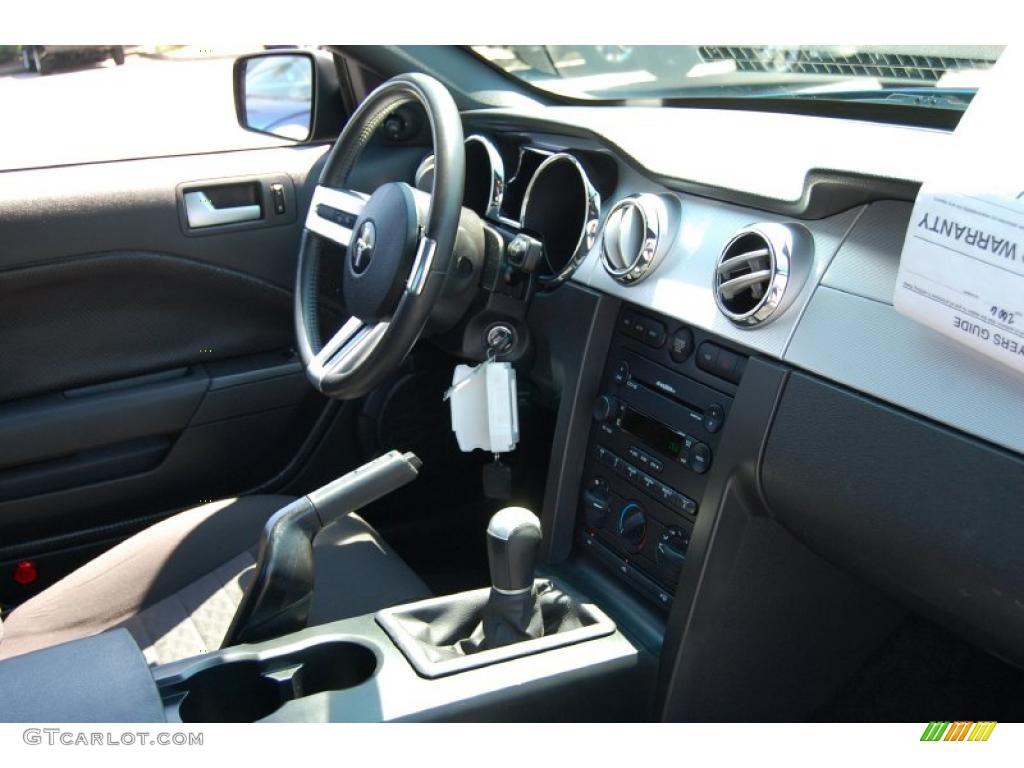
(294, 72, 464, 399)
(305, 186, 369, 247)
(309, 317, 389, 387)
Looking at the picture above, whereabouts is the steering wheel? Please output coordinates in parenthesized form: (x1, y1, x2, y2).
(295, 73, 465, 399)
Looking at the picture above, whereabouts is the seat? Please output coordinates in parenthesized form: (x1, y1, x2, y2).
(0, 495, 430, 666)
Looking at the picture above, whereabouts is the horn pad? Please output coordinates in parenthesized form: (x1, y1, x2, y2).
(343, 182, 419, 322)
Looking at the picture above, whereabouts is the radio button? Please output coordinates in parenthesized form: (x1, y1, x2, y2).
(690, 442, 711, 474)
(643, 320, 666, 349)
(594, 445, 619, 471)
(717, 349, 742, 382)
(654, 481, 676, 504)
(696, 342, 720, 372)
(628, 445, 665, 475)
(612, 360, 630, 385)
(621, 313, 645, 340)
(667, 490, 698, 516)
(696, 341, 745, 384)
(593, 395, 621, 424)
(704, 403, 724, 433)
(669, 328, 694, 363)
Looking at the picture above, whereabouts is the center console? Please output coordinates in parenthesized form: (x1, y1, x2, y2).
(576, 304, 748, 608)
(151, 506, 643, 723)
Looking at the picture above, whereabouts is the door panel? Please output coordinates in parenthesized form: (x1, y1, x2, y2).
(0, 249, 294, 402)
(0, 146, 333, 600)
(0, 121, 429, 603)
(0, 146, 328, 285)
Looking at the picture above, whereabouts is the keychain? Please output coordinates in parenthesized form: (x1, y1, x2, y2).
(442, 349, 495, 403)
(446, 351, 519, 499)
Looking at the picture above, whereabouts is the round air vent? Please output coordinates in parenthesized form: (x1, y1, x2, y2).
(601, 193, 678, 285)
(714, 223, 808, 327)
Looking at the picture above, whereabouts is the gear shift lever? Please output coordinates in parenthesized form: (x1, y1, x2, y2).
(469, 507, 545, 650)
(486, 507, 542, 594)
(377, 505, 606, 671)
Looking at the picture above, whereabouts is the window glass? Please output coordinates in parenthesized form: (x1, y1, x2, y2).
(470, 45, 1005, 120)
(0, 45, 300, 171)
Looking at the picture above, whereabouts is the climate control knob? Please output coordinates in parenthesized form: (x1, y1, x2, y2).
(617, 502, 647, 549)
(592, 395, 621, 425)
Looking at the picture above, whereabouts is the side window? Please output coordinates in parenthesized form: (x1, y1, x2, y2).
(0, 45, 308, 171)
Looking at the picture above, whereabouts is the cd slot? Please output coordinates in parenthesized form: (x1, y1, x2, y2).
(619, 349, 730, 438)
(626, 379, 705, 426)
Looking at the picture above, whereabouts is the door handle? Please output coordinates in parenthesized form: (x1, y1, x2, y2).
(183, 191, 261, 228)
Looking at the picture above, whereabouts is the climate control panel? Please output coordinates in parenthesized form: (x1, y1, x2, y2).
(577, 304, 746, 609)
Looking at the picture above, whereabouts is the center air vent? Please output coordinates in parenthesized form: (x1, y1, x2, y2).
(714, 224, 809, 327)
(601, 194, 678, 285)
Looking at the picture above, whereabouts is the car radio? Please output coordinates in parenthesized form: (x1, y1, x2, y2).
(577, 305, 746, 609)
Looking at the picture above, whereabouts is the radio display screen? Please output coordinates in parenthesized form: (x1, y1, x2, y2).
(620, 407, 684, 459)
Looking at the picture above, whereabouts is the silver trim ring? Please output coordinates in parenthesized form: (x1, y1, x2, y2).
(600, 195, 661, 285)
(520, 152, 601, 288)
(714, 224, 793, 327)
(413, 135, 504, 222)
(497, 146, 553, 228)
(465, 134, 505, 220)
(492, 585, 533, 596)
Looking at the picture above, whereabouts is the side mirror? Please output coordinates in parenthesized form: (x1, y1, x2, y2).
(232, 49, 344, 142)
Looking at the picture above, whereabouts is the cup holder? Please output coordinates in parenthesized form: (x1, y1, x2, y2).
(177, 640, 377, 723)
(289, 640, 377, 698)
(177, 660, 281, 723)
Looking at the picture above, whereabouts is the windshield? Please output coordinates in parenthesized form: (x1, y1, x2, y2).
(470, 45, 1005, 114)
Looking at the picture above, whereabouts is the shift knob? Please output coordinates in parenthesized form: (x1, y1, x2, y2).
(486, 507, 542, 594)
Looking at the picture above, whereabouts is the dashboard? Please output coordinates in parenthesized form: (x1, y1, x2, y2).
(398, 104, 1024, 678)
(414, 115, 1024, 459)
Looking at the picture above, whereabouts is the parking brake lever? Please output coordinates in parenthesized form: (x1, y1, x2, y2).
(222, 450, 422, 648)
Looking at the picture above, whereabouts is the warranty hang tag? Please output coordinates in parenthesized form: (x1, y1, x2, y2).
(893, 46, 1024, 375)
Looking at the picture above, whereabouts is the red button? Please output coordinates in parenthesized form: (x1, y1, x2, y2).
(13, 560, 38, 586)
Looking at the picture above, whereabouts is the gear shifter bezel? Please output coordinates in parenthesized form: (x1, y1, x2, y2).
(375, 579, 615, 679)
